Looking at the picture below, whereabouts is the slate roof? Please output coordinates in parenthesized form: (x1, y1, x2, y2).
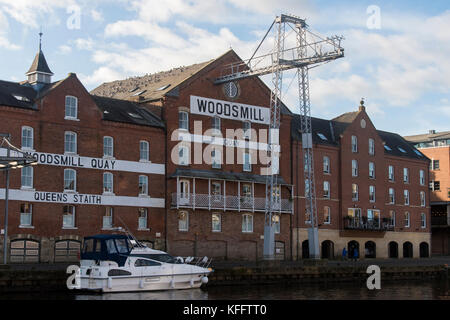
(0, 80, 38, 109)
(91, 95, 165, 128)
(404, 131, 450, 143)
(170, 168, 290, 185)
(291, 113, 428, 161)
(26, 50, 53, 75)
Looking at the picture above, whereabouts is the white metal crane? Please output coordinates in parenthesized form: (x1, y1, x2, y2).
(215, 14, 344, 260)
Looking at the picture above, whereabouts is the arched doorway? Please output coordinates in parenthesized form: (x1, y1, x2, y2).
(365, 241, 376, 258)
(419, 242, 429, 258)
(388, 241, 399, 258)
(10, 239, 40, 263)
(321, 240, 334, 259)
(403, 242, 413, 258)
(348, 240, 360, 260)
(302, 240, 309, 259)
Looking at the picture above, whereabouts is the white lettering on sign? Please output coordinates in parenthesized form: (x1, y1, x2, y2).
(190, 95, 270, 125)
(0, 148, 165, 175)
(0, 189, 165, 208)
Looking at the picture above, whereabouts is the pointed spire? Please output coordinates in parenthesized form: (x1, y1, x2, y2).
(26, 30, 53, 85)
(39, 28, 43, 52)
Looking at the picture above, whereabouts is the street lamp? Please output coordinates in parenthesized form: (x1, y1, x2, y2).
(0, 133, 38, 264)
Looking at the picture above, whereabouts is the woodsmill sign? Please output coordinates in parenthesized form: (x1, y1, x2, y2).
(190, 95, 270, 125)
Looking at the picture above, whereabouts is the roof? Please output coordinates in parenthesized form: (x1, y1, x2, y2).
(91, 59, 215, 101)
(26, 50, 53, 75)
(170, 168, 290, 185)
(91, 95, 165, 129)
(291, 113, 428, 161)
(404, 131, 450, 143)
(0, 80, 38, 109)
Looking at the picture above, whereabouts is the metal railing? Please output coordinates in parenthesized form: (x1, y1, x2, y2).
(343, 217, 395, 231)
(172, 193, 293, 214)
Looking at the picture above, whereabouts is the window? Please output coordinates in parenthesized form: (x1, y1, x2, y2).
(212, 213, 221, 232)
(273, 185, 281, 204)
(369, 162, 375, 179)
(404, 212, 410, 228)
(179, 111, 189, 130)
(242, 184, 252, 202)
(305, 209, 311, 224)
(404, 190, 410, 205)
(323, 181, 330, 199)
(103, 136, 114, 157)
(351, 135, 358, 153)
(64, 132, 77, 154)
(103, 172, 113, 194)
(138, 208, 148, 229)
(304, 153, 310, 173)
(367, 209, 380, 225)
(273, 214, 280, 234)
(369, 138, 375, 155)
(352, 184, 359, 201)
(135, 259, 161, 267)
(139, 175, 148, 196)
(65, 96, 78, 119)
(323, 156, 330, 174)
(324, 207, 331, 224)
(317, 133, 328, 141)
(420, 170, 425, 186)
(64, 169, 76, 192)
(243, 121, 251, 140)
(243, 151, 251, 172)
(421, 213, 426, 228)
(211, 117, 221, 134)
(103, 207, 113, 229)
(20, 203, 32, 227)
(398, 147, 407, 154)
(212, 182, 222, 201)
(420, 191, 426, 207)
(21, 126, 33, 150)
(403, 168, 409, 183)
(211, 149, 221, 169)
(352, 160, 358, 177)
(63, 205, 75, 228)
(178, 145, 189, 166)
(242, 214, 253, 233)
(21, 166, 33, 189)
(178, 211, 189, 231)
(140, 141, 149, 161)
(369, 185, 376, 202)
(179, 180, 190, 203)
(389, 188, 395, 204)
(432, 160, 440, 170)
(389, 210, 396, 227)
(305, 179, 311, 198)
(384, 145, 392, 151)
(388, 165, 395, 181)
(430, 181, 441, 191)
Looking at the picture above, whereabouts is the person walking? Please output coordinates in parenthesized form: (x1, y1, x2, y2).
(342, 247, 347, 261)
(353, 247, 359, 261)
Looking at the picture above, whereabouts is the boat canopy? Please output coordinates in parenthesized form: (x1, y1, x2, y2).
(81, 234, 132, 267)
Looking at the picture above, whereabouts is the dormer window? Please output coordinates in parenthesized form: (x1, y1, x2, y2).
(317, 133, 328, 141)
(65, 96, 78, 120)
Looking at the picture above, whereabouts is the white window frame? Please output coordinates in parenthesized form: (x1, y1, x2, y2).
(369, 162, 375, 179)
(103, 136, 114, 158)
(323, 156, 330, 174)
(103, 207, 113, 229)
(420, 191, 426, 207)
(369, 185, 376, 203)
(273, 214, 281, 234)
(140, 141, 149, 162)
(388, 165, 395, 181)
(421, 212, 426, 228)
(243, 121, 251, 140)
(323, 181, 330, 199)
(404, 212, 410, 228)
(178, 145, 190, 166)
(242, 214, 253, 233)
(243, 152, 251, 172)
(179, 111, 189, 131)
(389, 210, 396, 227)
(369, 138, 375, 155)
(21, 166, 33, 189)
(403, 168, 409, 183)
(178, 211, 189, 231)
(420, 170, 425, 186)
(64, 131, 77, 154)
(324, 206, 331, 224)
(389, 188, 395, 204)
(20, 203, 33, 227)
(65, 96, 78, 120)
(138, 208, 148, 230)
(139, 175, 149, 196)
(352, 160, 358, 177)
(63, 205, 76, 229)
(352, 184, 359, 201)
(103, 172, 114, 194)
(64, 169, 76, 192)
(212, 116, 221, 135)
(404, 190, 410, 205)
(21, 126, 34, 150)
(211, 148, 222, 169)
(212, 213, 222, 232)
(351, 135, 358, 153)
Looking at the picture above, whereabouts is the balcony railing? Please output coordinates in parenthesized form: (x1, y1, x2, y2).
(172, 193, 293, 214)
(343, 217, 394, 231)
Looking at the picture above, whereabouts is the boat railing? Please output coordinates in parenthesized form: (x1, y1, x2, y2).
(180, 256, 213, 269)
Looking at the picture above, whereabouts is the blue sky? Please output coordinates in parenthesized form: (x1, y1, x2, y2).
(0, 0, 449, 136)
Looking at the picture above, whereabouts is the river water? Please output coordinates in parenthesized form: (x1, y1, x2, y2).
(2, 280, 446, 300)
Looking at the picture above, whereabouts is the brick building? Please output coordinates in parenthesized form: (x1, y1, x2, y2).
(0, 43, 433, 262)
(405, 131, 450, 255)
(0, 45, 166, 263)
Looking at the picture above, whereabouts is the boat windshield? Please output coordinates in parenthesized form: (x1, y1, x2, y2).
(115, 238, 131, 254)
(148, 254, 177, 264)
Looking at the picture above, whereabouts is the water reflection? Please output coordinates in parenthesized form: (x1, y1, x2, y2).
(73, 280, 449, 300)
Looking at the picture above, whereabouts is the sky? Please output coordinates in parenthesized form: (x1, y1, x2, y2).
(0, 0, 449, 136)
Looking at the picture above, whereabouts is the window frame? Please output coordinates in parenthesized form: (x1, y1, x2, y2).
(369, 185, 376, 203)
(20, 203, 33, 227)
(65, 95, 78, 120)
(21, 166, 33, 189)
(138, 208, 148, 230)
(63, 205, 76, 228)
(103, 136, 114, 158)
(324, 206, 331, 224)
(352, 160, 358, 177)
(139, 175, 149, 196)
(21, 126, 34, 150)
(242, 214, 253, 233)
(63, 169, 77, 192)
(323, 156, 330, 174)
(64, 131, 77, 154)
(178, 211, 189, 232)
(103, 207, 113, 229)
(140, 140, 150, 162)
(103, 172, 114, 194)
(351, 135, 358, 153)
(212, 213, 222, 232)
(178, 111, 189, 131)
(369, 138, 375, 155)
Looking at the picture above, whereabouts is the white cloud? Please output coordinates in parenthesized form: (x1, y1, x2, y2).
(90, 8, 104, 22)
(79, 66, 125, 86)
(74, 37, 95, 50)
(58, 44, 72, 54)
(0, 9, 20, 50)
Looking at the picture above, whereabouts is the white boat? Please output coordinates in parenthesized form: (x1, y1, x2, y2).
(77, 234, 213, 293)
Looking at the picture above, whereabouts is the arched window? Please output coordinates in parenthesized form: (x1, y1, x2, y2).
(103, 136, 114, 157)
(178, 211, 189, 231)
(65, 96, 78, 119)
(178, 111, 189, 130)
(103, 172, 113, 194)
(140, 141, 149, 161)
(64, 131, 77, 154)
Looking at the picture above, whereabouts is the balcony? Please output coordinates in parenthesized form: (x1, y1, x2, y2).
(171, 193, 293, 214)
(343, 216, 395, 232)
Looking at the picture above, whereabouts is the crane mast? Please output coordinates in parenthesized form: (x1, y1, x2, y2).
(215, 14, 344, 260)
